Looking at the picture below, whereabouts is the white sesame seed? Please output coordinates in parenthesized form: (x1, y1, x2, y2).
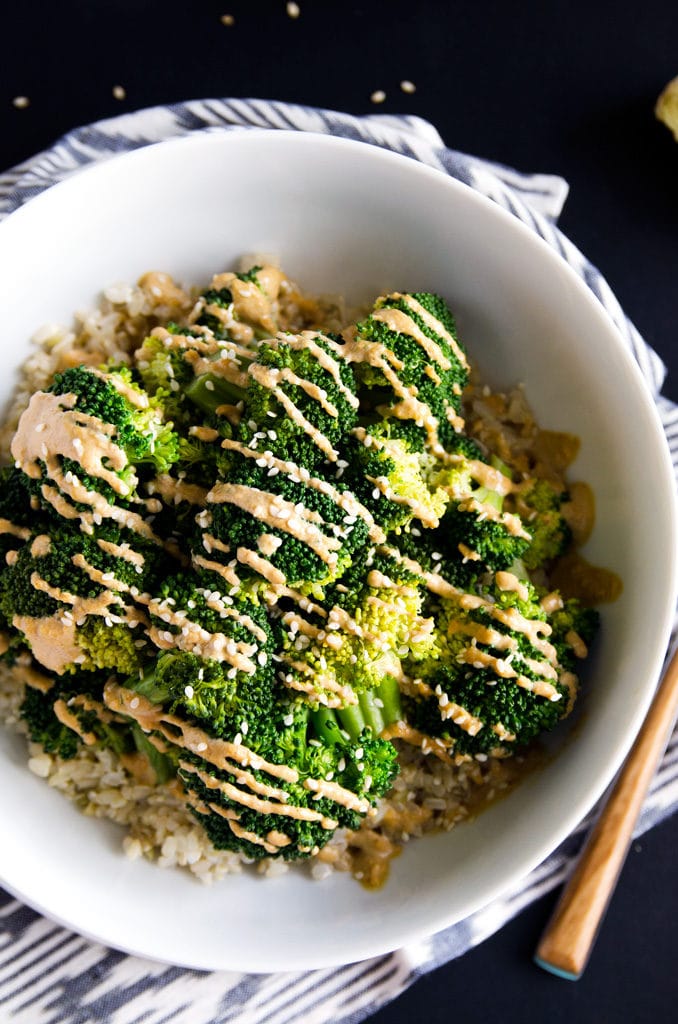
(400, 80, 416, 94)
(370, 90, 386, 104)
(286, 1, 300, 17)
(12, 96, 30, 109)
(112, 84, 126, 101)
(204, 379, 215, 391)
(184, 685, 194, 698)
(220, 13, 235, 25)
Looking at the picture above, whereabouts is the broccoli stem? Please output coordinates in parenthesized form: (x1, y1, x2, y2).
(358, 689, 385, 734)
(336, 703, 366, 740)
(130, 670, 168, 704)
(311, 706, 346, 746)
(375, 674, 403, 725)
(185, 372, 247, 416)
(312, 676, 403, 743)
(132, 725, 176, 783)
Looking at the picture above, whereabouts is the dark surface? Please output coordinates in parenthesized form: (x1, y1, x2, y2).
(2, 1, 677, 1020)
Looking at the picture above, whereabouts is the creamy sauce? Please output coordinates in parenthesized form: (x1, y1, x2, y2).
(147, 594, 261, 673)
(219, 437, 385, 543)
(0, 518, 30, 541)
(337, 295, 469, 454)
(12, 391, 134, 497)
(207, 482, 342, 574)
(53, 698, 98, 744)
(13, 613, 83, 674)
(146, 474, 208, 508)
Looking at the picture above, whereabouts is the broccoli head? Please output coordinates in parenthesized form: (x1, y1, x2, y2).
(133, 571, 277, 735)
(343, 421, 449, 533)
(178, 698, 399, 861)
(516, 479, 573, 570)
(349, 291, 470, 456)
(402, 570, 574, 756)
(1, 524, 161, 676)
(10, 365, 180, 528)
(195, 452, 371, 593)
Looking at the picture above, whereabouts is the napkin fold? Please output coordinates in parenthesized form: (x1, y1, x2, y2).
(0, 98, 677, 1024)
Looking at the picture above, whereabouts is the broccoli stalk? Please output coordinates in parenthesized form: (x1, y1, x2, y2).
(312, 675, 402, 742)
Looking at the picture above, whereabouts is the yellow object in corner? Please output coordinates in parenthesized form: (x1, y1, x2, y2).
(655, 76, 678, 141)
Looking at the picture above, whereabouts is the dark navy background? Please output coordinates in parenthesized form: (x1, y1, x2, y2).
(2, 2, 677, 1020)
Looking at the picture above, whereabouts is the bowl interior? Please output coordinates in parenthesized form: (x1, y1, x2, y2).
(0, 130, 675, 971)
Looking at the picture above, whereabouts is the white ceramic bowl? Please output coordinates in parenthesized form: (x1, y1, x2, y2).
(0, 130, 675, 972)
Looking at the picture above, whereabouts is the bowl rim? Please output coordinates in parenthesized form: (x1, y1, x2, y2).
(0, 128, 676, 971)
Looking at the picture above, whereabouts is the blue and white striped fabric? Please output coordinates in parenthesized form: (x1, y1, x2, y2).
(1, 98, 676, 1024)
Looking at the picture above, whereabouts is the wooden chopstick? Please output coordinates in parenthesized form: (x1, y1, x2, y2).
(534, 644, 678, 980)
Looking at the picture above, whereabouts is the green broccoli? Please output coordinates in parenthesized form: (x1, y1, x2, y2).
(350, 291, 469, 456)
(1, 524, 161, 676)
(517, 479, 573, 570)
(401, 570, 575, 756)
(48, 365, 179, 474)
(19, 668, 132, 761)
(177, 697, 399, 861)
(10, 365, 180, 533)
(194, 265, 282, 341)
(134, 325, 204, 425)
(547, 597, 600, 672)
(0, 465, 40, 559)
(196, 451, 371, 593)
(187, 331, 360, 474)
(343, 421, 449, 534)
(274, 547, 432, 717)
(439, 456, 531, 574)
(130, 571, 277, 735)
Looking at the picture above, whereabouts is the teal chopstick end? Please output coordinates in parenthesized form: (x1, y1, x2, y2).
(533, 956, 580, 981)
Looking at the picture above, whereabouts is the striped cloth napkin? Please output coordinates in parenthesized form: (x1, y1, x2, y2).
(1, 99, 677, 1024)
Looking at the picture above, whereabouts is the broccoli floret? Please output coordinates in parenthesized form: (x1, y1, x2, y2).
(1, 524, 161, 676)
(130, 571, 277, 735)
(194, 266, 281, 341)
(343, 421, 449, 533)
(19, 668, 132, 761)
(351, 291, 469, 454)
(274, 547, 433, 712)
(197, 453, 370, 592)
(10, 365, 180, 532)
(402, 571, 574, 756)
(20, 683, 82, 760)
(517, 479, 573, 570)
(49, 365, 180, 474)
(134, 326, 200, 425)
(178, 698, 398, 861)
(547, 597, 600, 672)
(440, 457, 531, 573)
(0, 466, 39, 559)
(190, 332, 360, 473)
